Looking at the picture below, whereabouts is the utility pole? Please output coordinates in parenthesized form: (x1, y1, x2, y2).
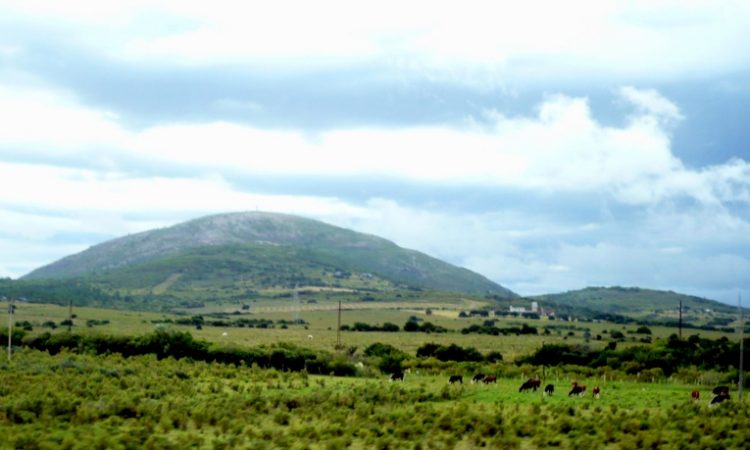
(336, 300, 342, 349)
(678, 300, 683, 339)
(739, 293, 744, 402)
(7, 298, 14, 361)
(68, 298, 73, 332)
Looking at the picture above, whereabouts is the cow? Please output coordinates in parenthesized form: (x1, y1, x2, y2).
(544, 384, 554, 395)
(482, 375, 497, 384)
(711, 386, 730, 405)
(390, 371, 405, 382)
(691, 390, 700, 401)
(711, 393, 730, 405)
(519, 378, 541, 392)
(449, 375, 463, 384)
(568, 381, 586, 397)
(713, 386, 730, 396)
(592, 386, 601, 398)
(472, 374, 486, 384)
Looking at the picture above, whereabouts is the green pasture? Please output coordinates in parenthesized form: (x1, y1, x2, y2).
(2, 301, 739, 362)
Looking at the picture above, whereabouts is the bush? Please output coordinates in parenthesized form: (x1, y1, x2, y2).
(364, 343, 407, 374)
(486, 351, 503, 362)
(403, 321, 420, 332)
(416, 343, 484, 362)
(610, 330, 625, 340)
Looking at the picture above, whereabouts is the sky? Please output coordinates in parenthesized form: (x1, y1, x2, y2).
(1, 0, 749, 303)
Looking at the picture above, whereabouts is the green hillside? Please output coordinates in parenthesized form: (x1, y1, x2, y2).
(534, 286, 742, 327)
(22, 212, 515, 303)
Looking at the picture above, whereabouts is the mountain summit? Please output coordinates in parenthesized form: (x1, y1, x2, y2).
(24, 212, 515, 298)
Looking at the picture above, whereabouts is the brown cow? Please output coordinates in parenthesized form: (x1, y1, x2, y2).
(482, 375, 497, 384)
(519, 378, 541, 392)
(691, 390, 700, 401)
(592, 386, 601, 398)
(568, 381, 586, 396)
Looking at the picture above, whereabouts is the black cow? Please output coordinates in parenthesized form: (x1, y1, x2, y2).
(711, 393, 730, 405)
(390, 371, 404, 382)
(544, 384, 554, 395)
(519, 378, 541, 392)
(711, 386, 730, 405)
(449, 375, 463, 384)
(472, 374, 486, 384)
(713, 386, 730, 396)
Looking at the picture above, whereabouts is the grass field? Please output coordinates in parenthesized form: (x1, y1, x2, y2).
(2, 300, 737, 360)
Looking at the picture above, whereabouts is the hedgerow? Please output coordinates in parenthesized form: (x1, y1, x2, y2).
(14, 329, 357, 376)
(518, 334, 750, 377)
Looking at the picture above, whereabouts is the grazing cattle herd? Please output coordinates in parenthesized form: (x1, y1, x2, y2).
(388, 372, 736, 406)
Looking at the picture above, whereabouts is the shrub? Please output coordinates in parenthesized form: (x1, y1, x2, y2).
(416, 343, 484, 362)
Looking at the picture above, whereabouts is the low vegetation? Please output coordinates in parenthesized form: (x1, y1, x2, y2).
(1, 349, 749, 449)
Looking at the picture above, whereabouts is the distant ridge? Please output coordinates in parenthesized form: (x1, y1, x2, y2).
(533, 286, 740, 323)
(24, 211, 516, 298)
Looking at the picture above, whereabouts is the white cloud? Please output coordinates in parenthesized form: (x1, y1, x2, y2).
(2, 83, 747, 210)
(0, 162, 369, 218)
(3, 1, 750, 85)
(619, 86, 684, 123)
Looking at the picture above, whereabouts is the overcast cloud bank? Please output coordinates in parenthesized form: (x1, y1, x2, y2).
(1, 1, 749, 303)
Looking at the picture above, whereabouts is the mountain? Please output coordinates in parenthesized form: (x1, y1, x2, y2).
(533, 286, 741, 327)
(24, 212, 516, 302)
